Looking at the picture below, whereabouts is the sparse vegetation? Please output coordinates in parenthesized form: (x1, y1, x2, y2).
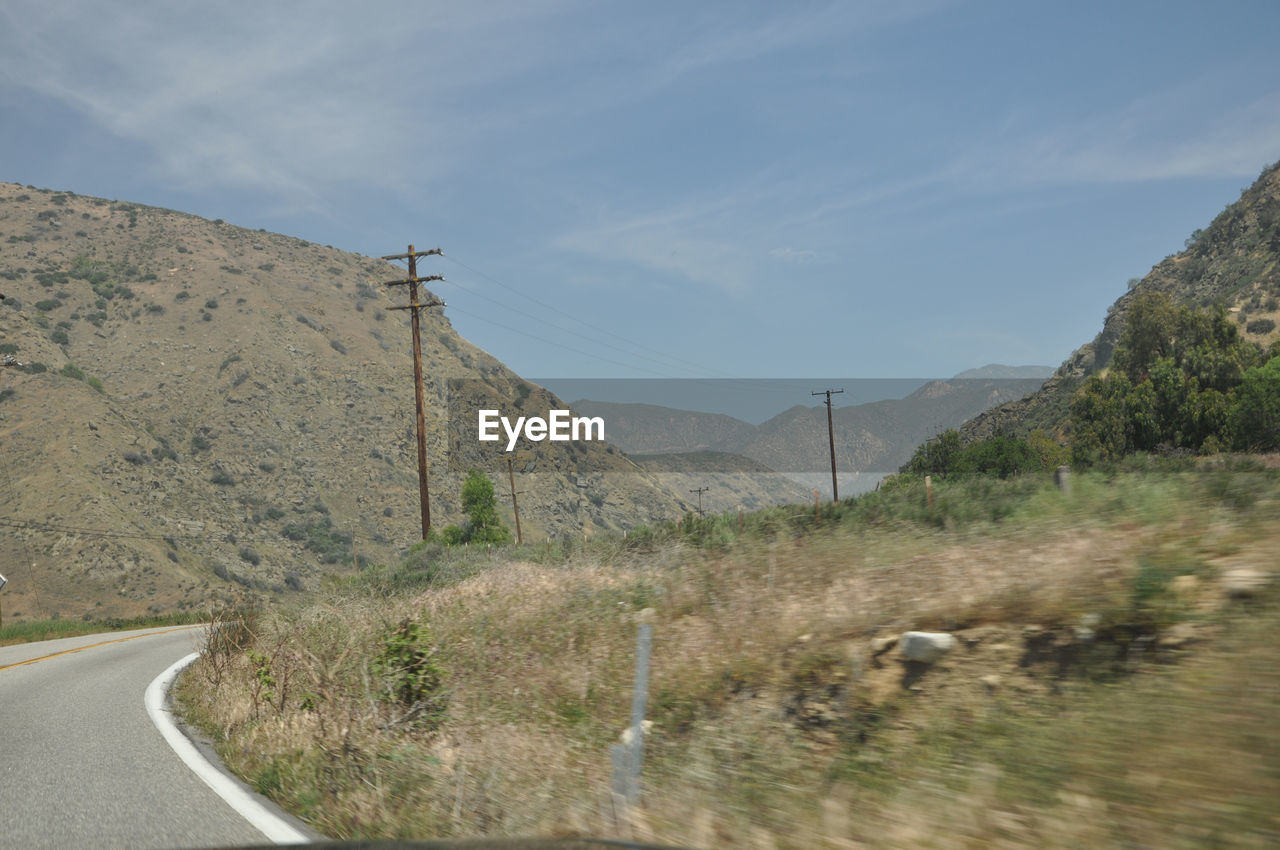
(178, 467, 1280, 846)
(438, 469, 512, 545)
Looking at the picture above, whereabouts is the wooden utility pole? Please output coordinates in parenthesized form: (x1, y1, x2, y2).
(505, 455, 524, 545)
(381, 245, 444, 540)
(812, 388, 844, 502)
(689, 486, 710, 517)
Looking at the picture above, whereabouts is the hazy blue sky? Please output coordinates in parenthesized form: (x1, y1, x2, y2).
(2, 1, 1277, 380)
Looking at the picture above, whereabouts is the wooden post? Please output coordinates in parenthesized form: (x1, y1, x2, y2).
(381, 245, 444, 540)
(925, 475, 934, 510)
(814, 488, 821, 523)
(811, 388, 844, 502)
(505, 456, 524, 544)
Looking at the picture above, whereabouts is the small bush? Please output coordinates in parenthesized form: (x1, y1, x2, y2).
(60, 363, 85, 381)
(35, 299, 61, 312)
(238, 546, 262, 566)
(210, 470, 236, 486)
(371, 619, 446, 727)
(1246, 317, 1276, 335)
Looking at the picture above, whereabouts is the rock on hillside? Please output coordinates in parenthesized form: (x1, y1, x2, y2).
(0, 184, 683, 620)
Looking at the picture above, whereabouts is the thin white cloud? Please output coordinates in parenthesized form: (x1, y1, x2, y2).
(959, 79, 1280, 188)
(0, 0, 580, 207)
(768, 247, 821, 264)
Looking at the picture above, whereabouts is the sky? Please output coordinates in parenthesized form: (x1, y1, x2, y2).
(2, 0, 1278, 383)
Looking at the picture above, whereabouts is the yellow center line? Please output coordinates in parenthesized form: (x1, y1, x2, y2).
(0, 625, 203, 673)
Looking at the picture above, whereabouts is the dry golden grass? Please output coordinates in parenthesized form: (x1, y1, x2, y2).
(177, 470, 1280, 847)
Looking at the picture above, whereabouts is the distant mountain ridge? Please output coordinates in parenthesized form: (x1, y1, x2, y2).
(575, 375, 1044, 478)
(952, 364, 1054, 380)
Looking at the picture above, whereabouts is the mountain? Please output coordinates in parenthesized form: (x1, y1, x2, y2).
(962, 161, 1280, 442)
(573, 377, 1044, 486)
(952, 364, 1055, 380)
(570, 400, 756, 454)
(0, 183, 685, 621)
(736, 378, 1044, 474)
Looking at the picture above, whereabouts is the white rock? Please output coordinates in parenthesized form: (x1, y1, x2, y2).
(1221, 567, 1268, 599)
(619, 720, 654, 747)
(870, 634, 899, 656)
(899, 631, 956, 664)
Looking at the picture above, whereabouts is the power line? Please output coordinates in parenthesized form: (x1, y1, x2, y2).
(443, 254, 730, 378)
(441, 253, 815, 397)
(441, 272, 710, 379)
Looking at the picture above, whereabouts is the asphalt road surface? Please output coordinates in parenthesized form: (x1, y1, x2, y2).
(0, 625, 309, 849)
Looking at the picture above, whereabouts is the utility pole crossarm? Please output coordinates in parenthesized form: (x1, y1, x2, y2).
(381, 248, 442, 261)
(384, 275, 445, 287)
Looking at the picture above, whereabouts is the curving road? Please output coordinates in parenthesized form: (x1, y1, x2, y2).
(0, 625, 315, 849)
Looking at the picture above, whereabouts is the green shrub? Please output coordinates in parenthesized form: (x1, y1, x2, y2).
(371, 619, 446, 727)
(1245, 317, 1276, 335)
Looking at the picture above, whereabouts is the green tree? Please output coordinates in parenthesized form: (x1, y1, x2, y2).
(901, 429, 961, 476)
(454, 469, 512, 545)
(1073, 295, 1264, 461)
(1231, 356, 1280, 451)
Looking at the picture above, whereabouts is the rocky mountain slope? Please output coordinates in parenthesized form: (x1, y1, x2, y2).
(962, 160, 1280, 441)
(0, 184, 686, 620)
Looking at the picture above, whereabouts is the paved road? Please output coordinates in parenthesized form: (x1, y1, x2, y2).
(0, 625, 300, 849)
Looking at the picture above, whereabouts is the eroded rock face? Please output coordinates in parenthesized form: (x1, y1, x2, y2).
(899, 631, 956, 664)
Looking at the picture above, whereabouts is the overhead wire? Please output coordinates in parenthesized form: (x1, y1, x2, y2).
(438, 252, 832, 398)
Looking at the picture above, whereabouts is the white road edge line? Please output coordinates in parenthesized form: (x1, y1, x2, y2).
(145, 652, 310, 845)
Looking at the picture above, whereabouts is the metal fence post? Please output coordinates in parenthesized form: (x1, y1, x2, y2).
(611, 621, 652, 807)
